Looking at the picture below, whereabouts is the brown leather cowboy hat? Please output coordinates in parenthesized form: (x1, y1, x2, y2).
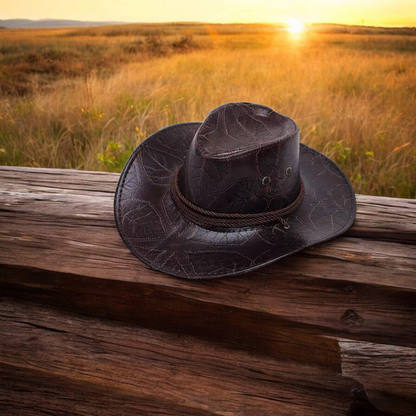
(114, 102, 356, 279)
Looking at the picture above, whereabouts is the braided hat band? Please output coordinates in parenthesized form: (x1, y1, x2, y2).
(171, 170, 305, 229)
(115, 103, 357, 279)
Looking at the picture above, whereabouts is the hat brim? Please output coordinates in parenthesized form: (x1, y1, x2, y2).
(114, 122, 356, 279)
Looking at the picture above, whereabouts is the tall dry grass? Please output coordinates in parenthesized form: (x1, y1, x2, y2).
(0, 26, 415, 197)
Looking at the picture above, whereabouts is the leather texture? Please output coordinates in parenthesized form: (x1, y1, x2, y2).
(180, 103, 301, 213)
(114, 102, 356, 279)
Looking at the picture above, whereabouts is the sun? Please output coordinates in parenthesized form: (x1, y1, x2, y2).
(286, 19, 306, 35)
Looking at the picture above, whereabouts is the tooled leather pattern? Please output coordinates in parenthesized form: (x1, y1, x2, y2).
(195, 102, 296, 155)
(181, 103, 300, 213)
(115, 121, 356, 279)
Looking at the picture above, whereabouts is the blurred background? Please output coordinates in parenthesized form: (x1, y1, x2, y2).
(0, 0, 415, 197)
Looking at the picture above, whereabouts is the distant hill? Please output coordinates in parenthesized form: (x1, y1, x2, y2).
(1, 19, 415, 35)
(310, 23, 416, 35)
(0, 19, 126, 29)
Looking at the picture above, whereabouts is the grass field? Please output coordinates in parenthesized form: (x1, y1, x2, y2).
(0, 23, 415, 198)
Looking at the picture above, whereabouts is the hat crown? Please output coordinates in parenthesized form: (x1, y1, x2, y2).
(179, 102, 302, 214)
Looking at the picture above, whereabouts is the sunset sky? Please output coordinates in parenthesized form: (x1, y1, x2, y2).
(1, 0, 415, 27)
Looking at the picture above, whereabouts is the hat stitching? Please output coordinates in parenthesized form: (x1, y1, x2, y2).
(115, 111, 356, 279)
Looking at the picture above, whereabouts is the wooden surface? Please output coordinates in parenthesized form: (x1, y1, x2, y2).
(1, 166, 416, 415)
(0, 297, 363, 416)
(340, 341, 416, 416)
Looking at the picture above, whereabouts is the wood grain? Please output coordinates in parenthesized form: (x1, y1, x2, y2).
(1, 166, 415, 241)
(1, 167, 415, 348)
(0, 298, 362, 416)
(1, 166, 415, 415)
(1, 363, 217, 416)
(340, 340, 416, 416)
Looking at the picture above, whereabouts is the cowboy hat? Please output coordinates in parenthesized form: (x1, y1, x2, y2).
(114, 102, 356, 279)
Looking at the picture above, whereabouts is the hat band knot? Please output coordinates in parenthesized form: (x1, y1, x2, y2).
(171, 171, 305, 229)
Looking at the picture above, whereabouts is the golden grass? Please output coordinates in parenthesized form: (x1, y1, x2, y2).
(0, 25, 415, 198)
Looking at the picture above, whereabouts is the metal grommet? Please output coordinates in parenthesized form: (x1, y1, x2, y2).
(285, 167, 292, 177)
(262, 176, 271, 186)
(281, 218, 291, 230)
(272, 219, 291, 234)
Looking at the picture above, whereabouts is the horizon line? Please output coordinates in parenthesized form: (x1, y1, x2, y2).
(1, 18, 416, 29)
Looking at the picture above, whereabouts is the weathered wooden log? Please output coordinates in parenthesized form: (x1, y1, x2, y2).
(1, 166, 415, 415)
(1, 363, 217, 416)
(0, 297, 386, 416)
(1, 167, 415, 241)
(1, 168, 415, 347)
(340, 340, 416, 416)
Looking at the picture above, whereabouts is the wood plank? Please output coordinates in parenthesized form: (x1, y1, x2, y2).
(0, 297, 364, 416)
(305, 237, 416, 276)
(2, 205, 415, 286)
(1, 167, 415, 415)
(1, 265, 345, 371)
(341, 340, 416, 398)
(1, 166, 415, 241)
(1, 363, 216, 416)
(1, 223, 416, 347)
(1, 250, 416, 347)
(349, 194, 416, 243)
(1, 167, 416, 351)
(0, 166, 119, 194)
(340, 340, 416, 416)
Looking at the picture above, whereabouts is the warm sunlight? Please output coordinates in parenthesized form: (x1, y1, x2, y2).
(1, 0, 415, 26)
(286, 19, 306, 34)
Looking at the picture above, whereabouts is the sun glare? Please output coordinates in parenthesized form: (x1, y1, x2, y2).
(286, 19, 306, 35)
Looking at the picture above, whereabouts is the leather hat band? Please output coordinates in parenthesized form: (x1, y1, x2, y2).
(171, 171, 305, 229)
